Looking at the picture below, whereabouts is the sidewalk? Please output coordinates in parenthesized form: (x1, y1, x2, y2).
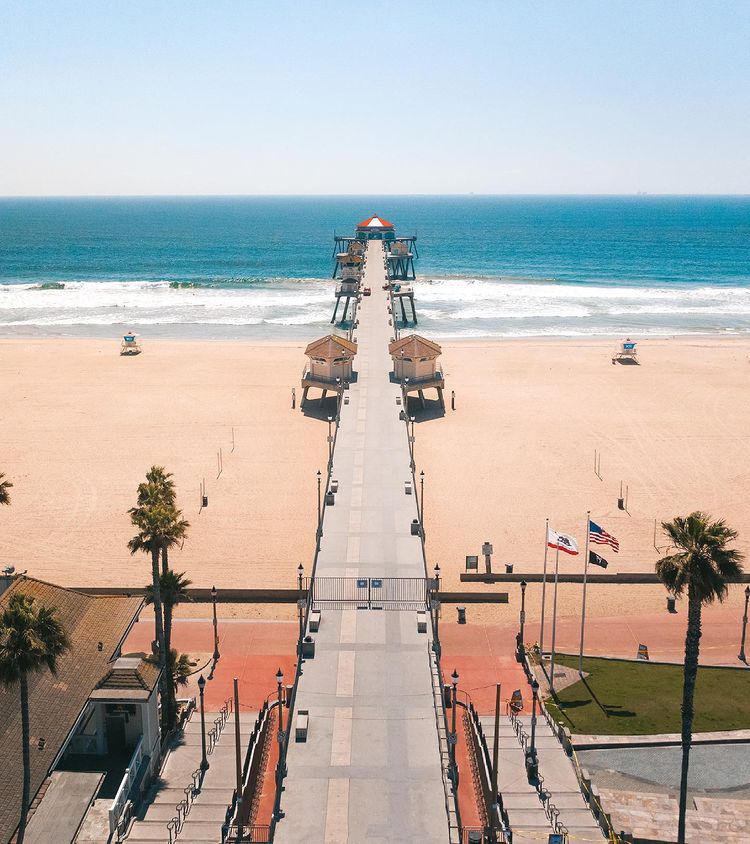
(126, 709, 257, 844)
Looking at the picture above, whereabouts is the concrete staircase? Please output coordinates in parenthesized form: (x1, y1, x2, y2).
(125, 710, 257, 844)
(480, 714, 605, 842)
(598, 788, 750, 843)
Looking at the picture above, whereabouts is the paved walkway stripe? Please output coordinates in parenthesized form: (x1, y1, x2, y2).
(330, 707, 353, 766)
(336, 651, 356, 697)
(339, 610, 357, 644)
(324, 778, 349, 844)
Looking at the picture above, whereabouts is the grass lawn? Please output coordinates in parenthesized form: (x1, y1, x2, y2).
(545, 655, 750, 735)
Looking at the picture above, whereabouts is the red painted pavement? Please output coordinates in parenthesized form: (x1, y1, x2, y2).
(124, 617, 298, 711)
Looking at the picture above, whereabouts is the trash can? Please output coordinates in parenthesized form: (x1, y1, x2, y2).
(505, 563, 514, 574)
(301, 636, 316, 659)
(202, 495, 208, 507)
(325, 492, 335, 506)
(443, 684, 452, 708)
(667, 597, 676, 613)
(617, 497, 625, 510)
(467, 832, 482, 844)
(410, 519, 421, 536)
(457, 606, 466, 624)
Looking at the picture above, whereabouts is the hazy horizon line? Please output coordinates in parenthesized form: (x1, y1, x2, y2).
(2, 192, 750, 200)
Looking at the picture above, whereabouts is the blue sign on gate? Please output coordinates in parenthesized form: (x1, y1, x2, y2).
(356, 578, 368, 588)
(371, 579, 383, 588)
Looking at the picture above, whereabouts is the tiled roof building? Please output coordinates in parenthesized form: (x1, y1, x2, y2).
(0, 577, 143, 844)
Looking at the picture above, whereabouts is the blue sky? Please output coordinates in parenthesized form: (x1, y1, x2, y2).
(1, 1, 749, 195)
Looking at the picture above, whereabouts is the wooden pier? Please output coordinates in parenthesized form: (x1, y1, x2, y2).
(390, 282, 418, 325)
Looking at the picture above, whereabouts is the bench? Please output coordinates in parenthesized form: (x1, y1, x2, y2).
(416, 610, 427, 633)
(295, 710, 309, 742)
(309, 609, 321, 632)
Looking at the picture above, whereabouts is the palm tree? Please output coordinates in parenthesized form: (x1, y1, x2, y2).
(146, 569, 192, 656)
(145, 648, 193, 727)
(128, 505, 173, 707)
(0, 472, 12, 506)
(0, 593, 70, 844)
(656, 512, 744, 843)
(132, 468, 186, 575)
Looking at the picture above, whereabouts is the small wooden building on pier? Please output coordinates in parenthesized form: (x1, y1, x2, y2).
(389, 334, 445, 409)
(301, 334, 357, 405)
(387, 239, 417, 280)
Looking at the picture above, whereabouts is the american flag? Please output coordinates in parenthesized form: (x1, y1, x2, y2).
(589, 520, 619, 552)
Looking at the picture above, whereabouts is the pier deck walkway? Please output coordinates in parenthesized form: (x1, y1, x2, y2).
(275, 243, 449, 843)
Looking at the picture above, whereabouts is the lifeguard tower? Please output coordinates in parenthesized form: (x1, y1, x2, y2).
(301, 335, 357, 406)
(120, 332, 141, 356)
(612, 338, 639, 365)
(389, 334, 445, 409)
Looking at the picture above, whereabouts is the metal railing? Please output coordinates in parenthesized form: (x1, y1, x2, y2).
(507, 704, 569, 841)
(221, 699, 273, 842)
(109, 736, 146, 837)
(164, 697, 233, 843)
(521, 649, 623, 843)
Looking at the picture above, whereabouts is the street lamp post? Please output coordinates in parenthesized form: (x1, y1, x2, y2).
(198, 674, 209, 773)
(419, 470, 425, 535)
(297, 564, 305, 656)
(272, 668, 286, 822)
(449, 669, 459, 788)
(740, 586, 750, 663)
(433, 564, 441, 659)
(529, 679, 539, 761)
(525, 678, 539, 782)
(211, 585, 220, 663)
(519, 580, 527, 652)
(316, 470, 322, 543)
(327, 416, 334, 471)
(409, 416, 416, 470)
(276, 668, 286, 778)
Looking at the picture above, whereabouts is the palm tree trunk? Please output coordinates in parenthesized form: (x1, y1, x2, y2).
(161, 546, 168, 576)
(164, 602, 176, 729)
(18, 673, 30, 844)
(150, 548, 170, 733)
(678, 583, 702, 843)
(164, 603, 172, 656)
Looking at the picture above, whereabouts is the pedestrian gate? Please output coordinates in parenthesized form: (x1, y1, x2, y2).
(307, 577, 431, 610)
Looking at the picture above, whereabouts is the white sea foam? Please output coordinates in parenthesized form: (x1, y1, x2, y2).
(2, 276, 750, 337)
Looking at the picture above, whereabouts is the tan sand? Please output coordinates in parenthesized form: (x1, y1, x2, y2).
(0, 338, 326, 590)
(419, 337, 750, 621)
(3, 336, 749, 629)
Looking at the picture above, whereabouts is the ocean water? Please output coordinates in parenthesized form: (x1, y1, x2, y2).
(1, 196, 749, 339)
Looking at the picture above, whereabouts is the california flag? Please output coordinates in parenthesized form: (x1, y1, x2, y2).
(547, 528, 579, 556)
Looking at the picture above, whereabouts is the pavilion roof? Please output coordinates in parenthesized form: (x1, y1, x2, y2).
(356, 215, 394, 230)
(305, 335, 357, 358)
(388, 334, 442, 358)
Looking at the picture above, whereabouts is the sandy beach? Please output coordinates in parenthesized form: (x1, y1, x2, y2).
(0, 338, 326, 590)
(2, 335, 749, 627)
(418, 336, 750, 620)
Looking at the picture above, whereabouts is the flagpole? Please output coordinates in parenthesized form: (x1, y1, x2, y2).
(539, 518, 549, 659)
(549, 541, 560, 694)
(578, 510, 591, 675)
